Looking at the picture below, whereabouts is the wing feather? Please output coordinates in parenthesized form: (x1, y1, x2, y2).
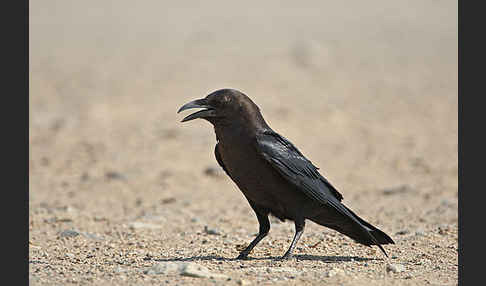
(256, 130, 343, 202)
(255, 130, 381, 246)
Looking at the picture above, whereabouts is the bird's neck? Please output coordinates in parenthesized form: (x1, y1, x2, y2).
(213, 119, 269, 145)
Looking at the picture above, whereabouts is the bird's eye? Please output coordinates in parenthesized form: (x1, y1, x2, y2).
(213, 96, 230, 108)
(211, 99, 221, 108)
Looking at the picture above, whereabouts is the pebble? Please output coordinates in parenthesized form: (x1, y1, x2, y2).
(440, 199, 453, 207)
(237, 279, 251, 286)
(58, 229, 80, 238)
(81, 232, 105, 240)
(128, 222, 163, 230)
(415, 229, 425, 236)
(161, 197, 176, 204)
(144, 262, 180, 275)
(144, 262, 229, 279)
(65, 253, 75, 258)
(382, 185, 412, 195)
(438, 225, 449, 235)
(115, 266, 129, 273)
(204, 226, 221, 235)
(204, 166, 225, 177)
(105, 171, 125, 180)
(395, 230, 410, 235)
(386, 263, 406, 273)
(326, 268, 345, 277)
(269, 267, 300, 276)
(180, 262, 228, 279)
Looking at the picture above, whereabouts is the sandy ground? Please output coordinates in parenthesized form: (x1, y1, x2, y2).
(29, 1, 457, 285)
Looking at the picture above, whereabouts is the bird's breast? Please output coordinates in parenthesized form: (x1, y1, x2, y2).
(218, 140, 273, 189)
(216, 138, 309, 218)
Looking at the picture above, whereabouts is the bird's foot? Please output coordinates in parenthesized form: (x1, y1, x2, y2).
(279, 252, 293, 260)
(236, 253, 250, 260)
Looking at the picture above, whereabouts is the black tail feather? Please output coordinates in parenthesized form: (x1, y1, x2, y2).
(342, 205, 395, 245)
(309, 205, 394, 257)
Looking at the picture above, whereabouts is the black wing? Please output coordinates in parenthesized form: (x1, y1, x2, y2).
(255, 131, 374, 231)
(255, 130, 343, 202)
(255, 130, 389, 253)
(214, 142, 234, 180)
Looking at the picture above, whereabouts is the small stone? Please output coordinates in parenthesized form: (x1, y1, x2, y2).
(204, 166, 225, 178)
(204, 226, 220, 235)
(65, 253, 75, 258)
(395, 230, 410, 235)
(44, 217, 58, 223)
(326, 268, 345, 277)
(105, 171, 125, 180)
(128, 222, 162, 230)
(180, 262, 228, 279)
(93, 216, 107, 222)
(441, 199, 453, 207)
(81, 232, 104, 240)
(80, 172, 90, 182)
(386, 263, 405, 273)
(382, 185, 412, 195)
(415, 229, 425, 236)
(237, 279, 251, 285)
(115, 266, 129, 273)
(161, 197, 176, 204)
(144, 262, 180, 275)
(40, 157, 50, 166)
(58, 230, 80, 238)
(272, 267, 300, 275)
(438, 225, 449, 235)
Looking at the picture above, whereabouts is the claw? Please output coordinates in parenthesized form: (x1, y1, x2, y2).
(236, 253, 249, 260)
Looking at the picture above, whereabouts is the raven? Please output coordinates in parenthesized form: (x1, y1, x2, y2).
(178, 88, 394, 259)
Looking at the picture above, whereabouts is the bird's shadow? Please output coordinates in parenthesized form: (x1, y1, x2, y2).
(155, 254, 378, 263)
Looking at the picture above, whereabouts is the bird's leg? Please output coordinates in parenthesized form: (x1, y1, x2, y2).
(236, 212, 270, 260)
(281, 219, 305, 259)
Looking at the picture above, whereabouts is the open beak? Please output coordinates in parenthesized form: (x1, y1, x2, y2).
(177, 98, 215, 122)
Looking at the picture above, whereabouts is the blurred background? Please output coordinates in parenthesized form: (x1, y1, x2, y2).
(29, 0, 457, 204)
(29, 1, 457, 283)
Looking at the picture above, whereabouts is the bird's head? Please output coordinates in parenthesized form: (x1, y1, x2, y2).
(178, 89, 267, 128)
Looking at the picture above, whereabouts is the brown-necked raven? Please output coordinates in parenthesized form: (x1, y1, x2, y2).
(178, 88, 394, 259)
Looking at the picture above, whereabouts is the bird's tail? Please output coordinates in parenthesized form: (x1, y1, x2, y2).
(309, 205, 394, 256)
(343, 205, 395, 245)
